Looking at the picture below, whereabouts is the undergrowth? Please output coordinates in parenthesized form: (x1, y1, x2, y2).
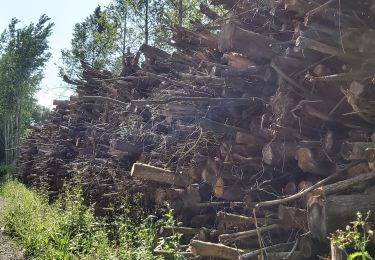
(0, 179, 179, 259)
(330, 212, 373, 260)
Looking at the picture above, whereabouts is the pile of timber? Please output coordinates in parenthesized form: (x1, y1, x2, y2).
(19, 0, 375, 259)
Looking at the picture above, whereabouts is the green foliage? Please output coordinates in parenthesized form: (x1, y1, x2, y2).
(31, 104, 50, 125)
(155, 207, 184, 259)
(60, 6, 120, 77)
(0, 15, 53, 164)
(330, 212, 373, 260)
(0, 180, 171, 259)
(60, 0, 206, 77)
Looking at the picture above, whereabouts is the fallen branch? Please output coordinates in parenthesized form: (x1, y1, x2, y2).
(255, 161, 363, 208)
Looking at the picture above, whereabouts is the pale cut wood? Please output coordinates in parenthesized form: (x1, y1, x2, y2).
(131, 163, 190, 187)
(190, 240, 244, 260)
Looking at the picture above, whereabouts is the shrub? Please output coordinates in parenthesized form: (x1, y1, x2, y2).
(0, 180, 164, 259)
(330, 211, 373, 260)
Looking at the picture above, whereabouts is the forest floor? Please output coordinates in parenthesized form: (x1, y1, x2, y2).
(0, 196, 24, 260)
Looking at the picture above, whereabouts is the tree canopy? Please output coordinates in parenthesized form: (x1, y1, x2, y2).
(0, 15, 54, 164)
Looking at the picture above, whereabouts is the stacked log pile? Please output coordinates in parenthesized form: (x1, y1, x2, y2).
(19, 0, 375, 258)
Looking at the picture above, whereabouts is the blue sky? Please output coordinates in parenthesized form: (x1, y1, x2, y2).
(0, 0, 110, 107)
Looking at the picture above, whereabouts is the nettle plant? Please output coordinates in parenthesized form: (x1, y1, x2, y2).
(330, 211, 373, 260)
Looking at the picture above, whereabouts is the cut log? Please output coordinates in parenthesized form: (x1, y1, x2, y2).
(295, 147, 335, 175)
(190, 240, 244, 260)
(131, 163, 190, 187)
(218, 22, 278, 59)
(307, 194, 375, 240)
(262, 141, 297, 166)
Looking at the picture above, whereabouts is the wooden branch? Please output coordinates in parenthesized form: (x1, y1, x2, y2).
(80, 96, 128, 107)
(200, 119, 253, 135)
(296, 36, 360, 62)
(131, 163, 190, 187)
(131, 96, 264, 106)
(218, 224, 281, 245)
(190, 240, 244, 260)
(159, 226, 200, 236)
(255, 161, 363, 208)
(239, 242, 294, 260)
(321, 171, 375, 196)
(307, 70, 375, 82)
(217, 211, 280, 231)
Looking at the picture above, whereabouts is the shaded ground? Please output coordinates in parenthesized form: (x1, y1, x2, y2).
(0, 197, 24, 260)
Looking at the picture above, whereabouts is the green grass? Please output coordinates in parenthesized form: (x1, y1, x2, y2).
(0, 180, 165, 260)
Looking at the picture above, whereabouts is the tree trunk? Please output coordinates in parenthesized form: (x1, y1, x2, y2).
(144, 0, 149, 45)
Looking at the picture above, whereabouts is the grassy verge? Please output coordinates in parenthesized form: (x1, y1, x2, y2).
(0, 180, 165, 259)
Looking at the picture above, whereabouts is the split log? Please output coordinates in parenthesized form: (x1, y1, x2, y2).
(218, 22, 278, 59)
(190, 240, 244, 260)
(308, 194, 375, 240)
(131, 163, 190, 187)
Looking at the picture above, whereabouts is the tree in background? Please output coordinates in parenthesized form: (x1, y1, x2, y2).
(60, 0, 205, 78)
(31, 104, 50, 126)
(60, 6, 119, 78)
(0, 15, 53, 164)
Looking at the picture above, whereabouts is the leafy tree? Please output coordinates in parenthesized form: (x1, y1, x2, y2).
(0, 15, 53, 164)
(31, 104, 50, 125)
(60, 6, 119, 77)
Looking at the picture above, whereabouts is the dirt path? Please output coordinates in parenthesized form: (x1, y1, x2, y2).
(0, 197, 24, 260)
